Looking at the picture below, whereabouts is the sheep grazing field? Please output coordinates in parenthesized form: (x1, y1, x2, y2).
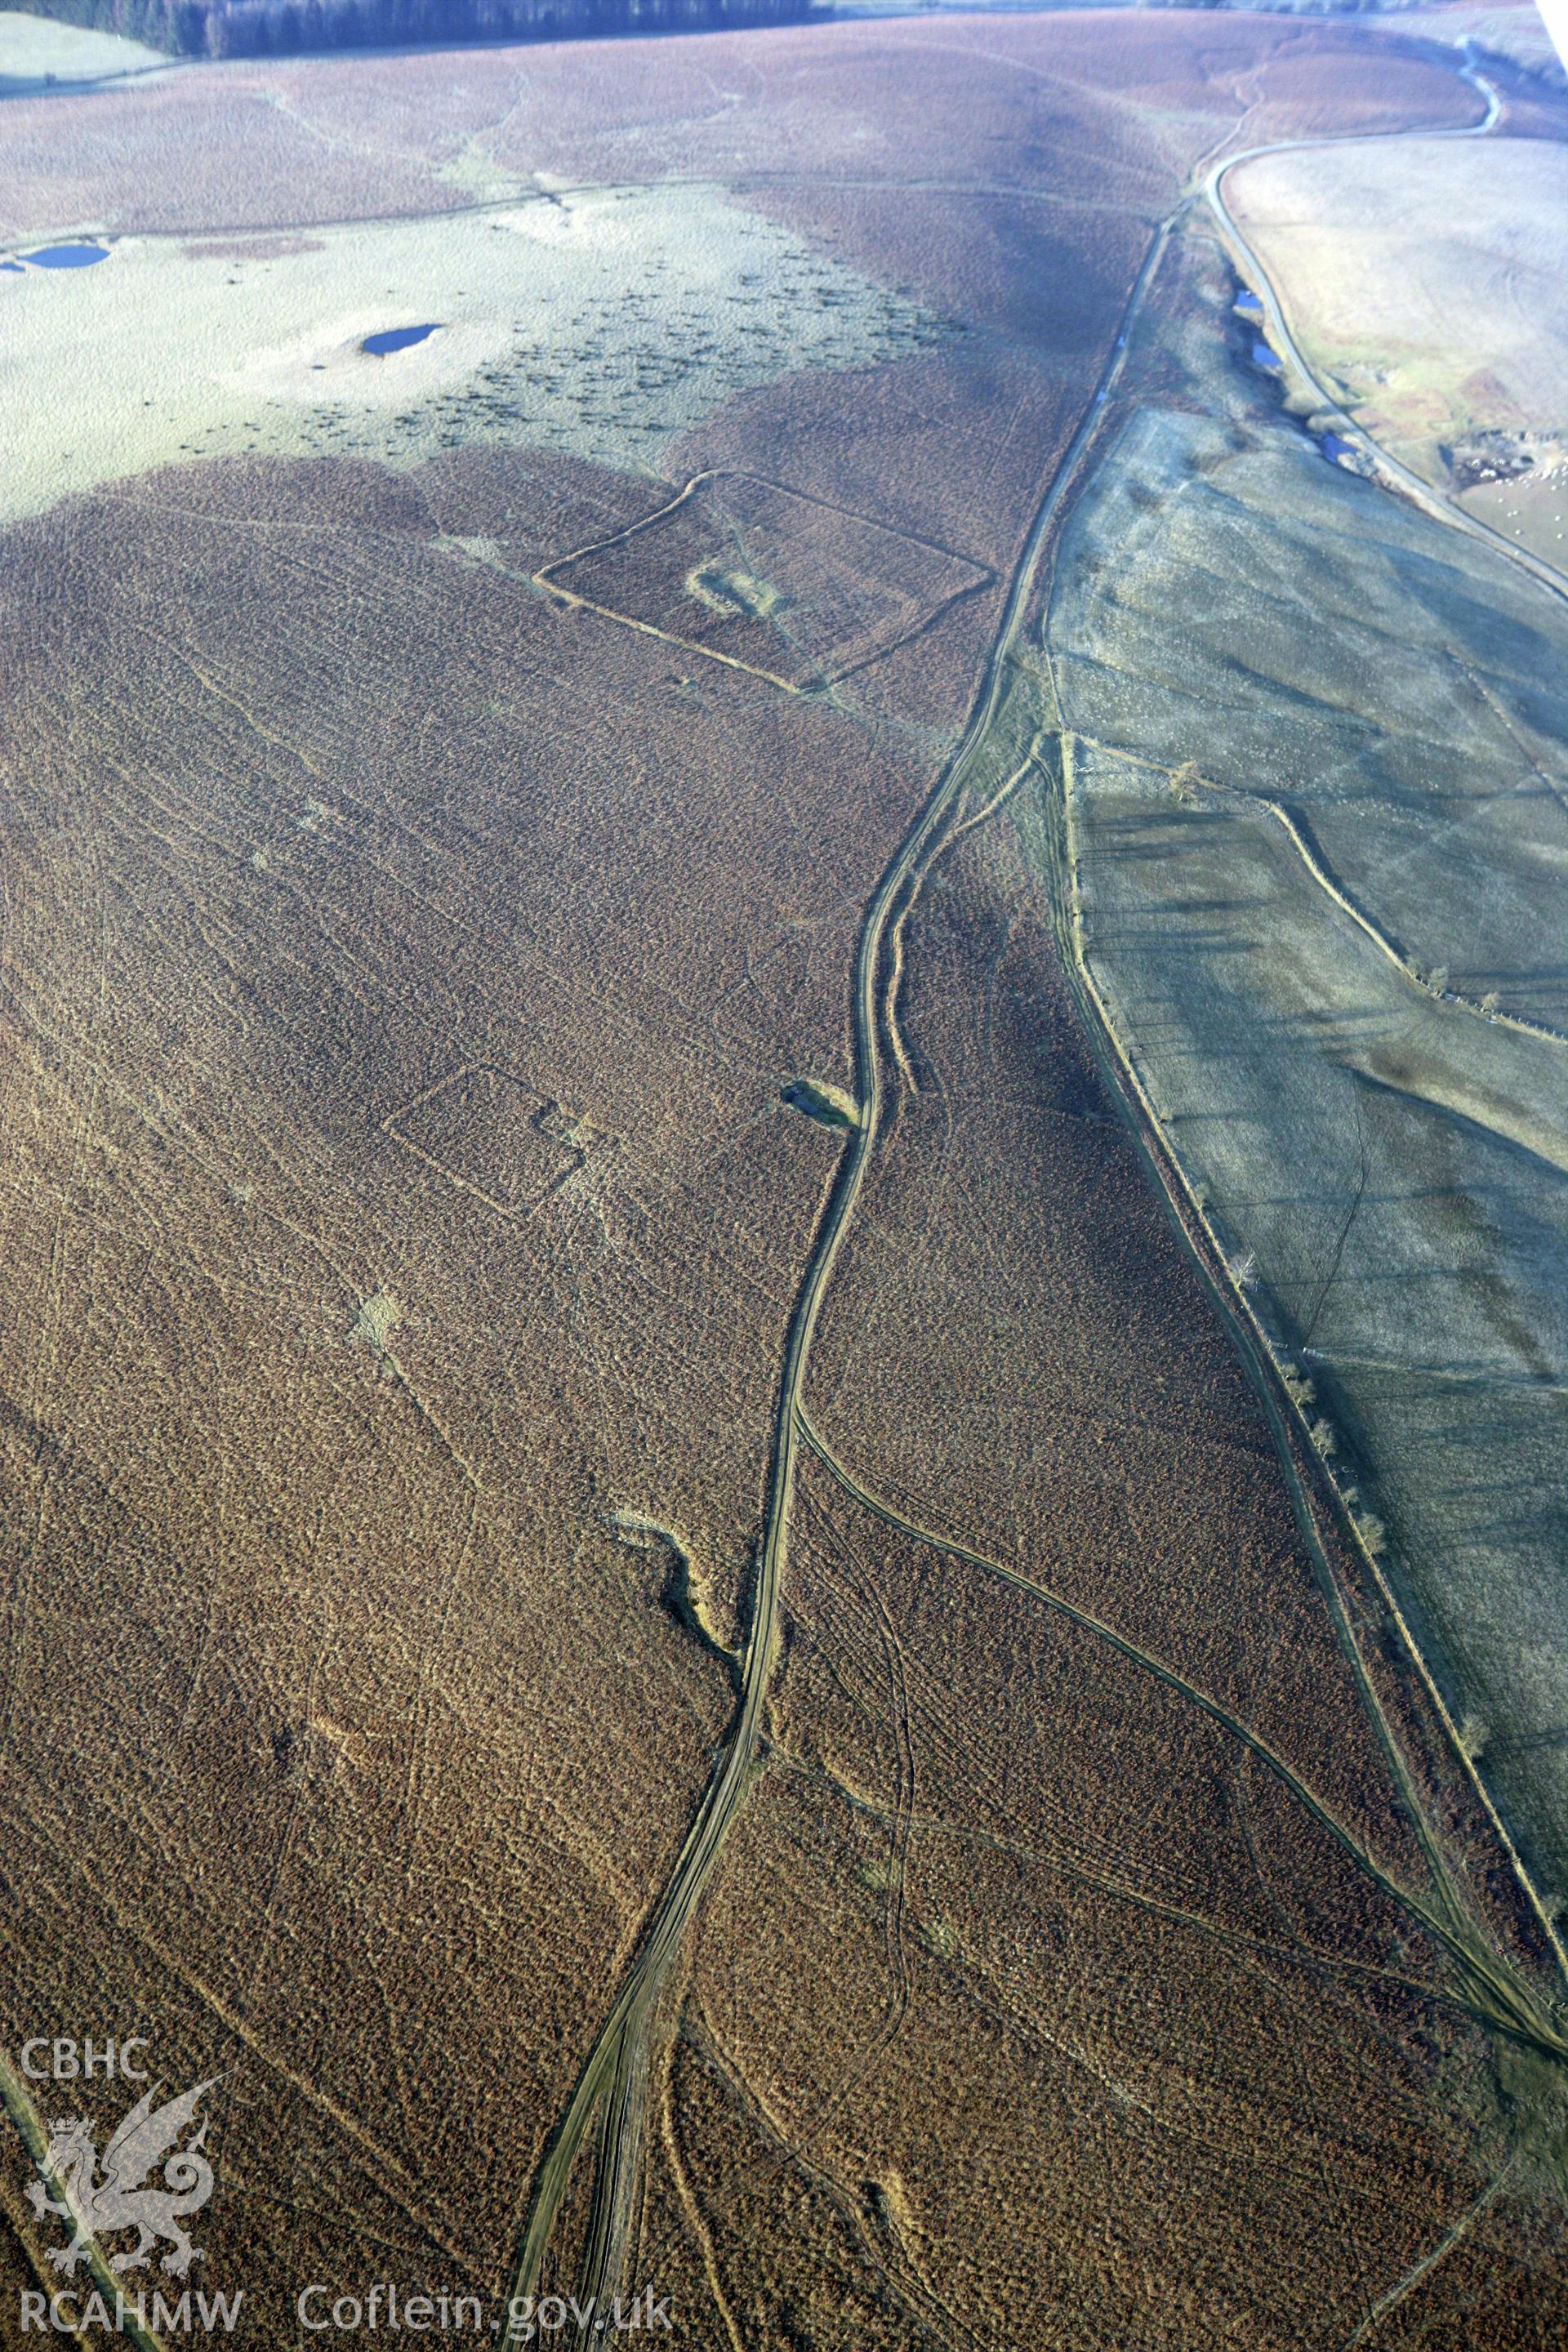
(2, 7, 1568, 2348)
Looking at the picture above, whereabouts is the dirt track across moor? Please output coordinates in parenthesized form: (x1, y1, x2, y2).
(503, 198, 1187, 2339)
(510, 45, 1568, 2311)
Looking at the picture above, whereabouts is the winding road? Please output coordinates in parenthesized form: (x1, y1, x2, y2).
(502, 198, 1185, 2345)
(508, 38, 1568, 2331)
(1206, 47, 1568, 610)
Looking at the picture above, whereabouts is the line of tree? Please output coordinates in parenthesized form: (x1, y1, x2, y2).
(19, 0, 810, 60)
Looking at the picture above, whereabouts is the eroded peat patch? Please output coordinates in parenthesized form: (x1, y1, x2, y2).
(7, 11, 1566, 2343)
(537, 470, 991, 694)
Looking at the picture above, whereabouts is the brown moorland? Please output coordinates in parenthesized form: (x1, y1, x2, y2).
(1, 11, 1559, 2350)
(0, 15, 1480, 247)
(706, 798, 1568, 2345)
(0, 445, 922, 2328)
(540, 470, 992, 693)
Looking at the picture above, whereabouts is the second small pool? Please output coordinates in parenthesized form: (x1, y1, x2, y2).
(363, 322, 442, 356)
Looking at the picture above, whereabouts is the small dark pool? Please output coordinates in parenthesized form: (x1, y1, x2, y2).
(1251, 340, 1285, 375)
(1321, 432, 1356, 464)
(25, 243, 109, 270)
(1234, 288, 1264, 322)
(363, 322, 441, 357)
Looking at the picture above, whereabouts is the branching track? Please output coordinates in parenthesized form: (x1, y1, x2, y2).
(795, 1410, 1568, 2067)
(510, 42, 1568, 2324)
(503, 207, 1184, 2339)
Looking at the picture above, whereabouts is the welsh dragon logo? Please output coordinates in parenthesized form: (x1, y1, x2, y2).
(26, 2078, 218, 2279)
